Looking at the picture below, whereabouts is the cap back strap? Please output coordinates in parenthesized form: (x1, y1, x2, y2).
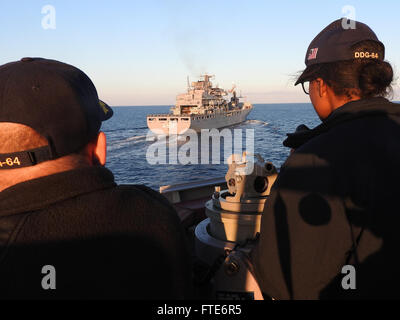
(0, 146, 53, 169)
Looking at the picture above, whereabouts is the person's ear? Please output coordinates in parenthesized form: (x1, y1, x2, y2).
(93, 131, 107, 166)
(316, 78, 328, 98)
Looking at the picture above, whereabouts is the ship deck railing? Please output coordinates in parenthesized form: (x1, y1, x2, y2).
(147, 108, 246, 118)
(160, 176, 226, 204)
(147, 114, 190, 117)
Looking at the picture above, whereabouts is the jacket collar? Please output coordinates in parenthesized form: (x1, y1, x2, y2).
(283, 97, 400, 149)
(0, 166, 116, 217)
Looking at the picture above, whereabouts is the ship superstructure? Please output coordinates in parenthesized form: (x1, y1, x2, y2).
(147, 75, 253, 135)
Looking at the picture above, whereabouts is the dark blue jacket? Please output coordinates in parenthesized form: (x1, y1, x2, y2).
(251, 97, 400, 299)
(0, 166, 191, 299)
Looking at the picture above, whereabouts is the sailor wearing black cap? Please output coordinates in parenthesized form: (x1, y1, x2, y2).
(251, 19, 400, 299)
(0, 58, 191, 299)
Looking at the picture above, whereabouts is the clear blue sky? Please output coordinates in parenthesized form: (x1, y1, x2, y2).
(0, 0, 399, 105)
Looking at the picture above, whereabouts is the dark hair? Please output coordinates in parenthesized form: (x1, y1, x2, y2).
(300, 41, 393, 99)
(0, 122, 97, 158)
(0, 123, 48, 153)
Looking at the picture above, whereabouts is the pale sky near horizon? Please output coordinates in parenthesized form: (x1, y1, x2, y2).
(0, 0, 399, 106)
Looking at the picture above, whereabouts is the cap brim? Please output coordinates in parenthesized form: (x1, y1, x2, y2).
(99, 100, 113, 120)
(294, 68, 315, 86)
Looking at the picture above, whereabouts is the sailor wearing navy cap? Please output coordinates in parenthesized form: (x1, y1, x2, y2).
(251, 19, 400, 299)
(0, 58, 191, 299)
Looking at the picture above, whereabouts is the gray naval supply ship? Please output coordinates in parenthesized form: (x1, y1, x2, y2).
(147, 74, 253, 135)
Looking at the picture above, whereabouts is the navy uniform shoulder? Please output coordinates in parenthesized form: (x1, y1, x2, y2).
(118, 184, 173, 208)
(102, 183, 183, 228)
(114, 184, 176, 214)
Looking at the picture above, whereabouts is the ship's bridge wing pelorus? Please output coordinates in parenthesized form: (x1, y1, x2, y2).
(147, 74, 253, 135)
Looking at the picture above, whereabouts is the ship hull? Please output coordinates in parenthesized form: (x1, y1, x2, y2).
(147, 108, 252, 135)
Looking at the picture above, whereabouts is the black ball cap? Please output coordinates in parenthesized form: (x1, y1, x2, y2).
(295, 19, 385, 85)
(0, 57, 113, 162)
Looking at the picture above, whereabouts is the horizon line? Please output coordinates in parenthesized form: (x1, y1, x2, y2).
(110, 99, 400, 107)
(110, 102, 314, 107)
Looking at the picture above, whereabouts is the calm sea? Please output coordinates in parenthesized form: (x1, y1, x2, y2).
(101, 104, 321, 190)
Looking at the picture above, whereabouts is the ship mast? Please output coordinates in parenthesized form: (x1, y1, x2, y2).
(187, 76, 191, 92)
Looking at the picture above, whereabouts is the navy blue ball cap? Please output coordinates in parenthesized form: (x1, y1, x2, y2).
(295, 19, 385, 85)
(0, 57, 113, 168)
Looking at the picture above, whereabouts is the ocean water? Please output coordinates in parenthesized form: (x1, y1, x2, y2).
(101, 104, 321, 190)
